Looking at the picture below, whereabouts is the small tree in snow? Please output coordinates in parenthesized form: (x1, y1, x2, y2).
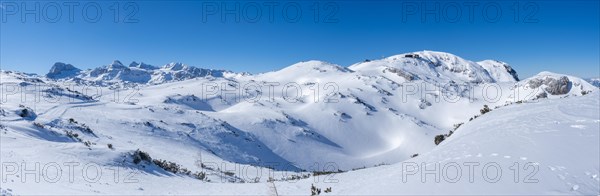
(311, 184, 321, 195)
(480, 105, 491, 115)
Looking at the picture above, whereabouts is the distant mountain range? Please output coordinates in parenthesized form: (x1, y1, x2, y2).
(46, 60, 239, 85)
(586, 78, 600, 88)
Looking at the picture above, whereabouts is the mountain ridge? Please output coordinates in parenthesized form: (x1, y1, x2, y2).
(43, 51, 522, 85)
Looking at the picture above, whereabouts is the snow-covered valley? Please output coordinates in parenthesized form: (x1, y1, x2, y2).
(0, 51, 598, 195)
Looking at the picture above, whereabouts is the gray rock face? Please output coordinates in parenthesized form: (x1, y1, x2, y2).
(502, 64, 520, 82)
(545, 76, 571, 95)
(527, 79, 543, 89)
(385, 67, 418, 81)
(528, 76, 572, 95)
(536, 92, 548, 99)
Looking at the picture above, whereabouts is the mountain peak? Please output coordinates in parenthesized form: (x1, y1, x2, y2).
(111, 60, 123, 66)
(108, 60, 127, 69)
(163, 62, 186, 71)
(354, 51, 497, 83)
(46, 62, 81, 79)
(129, 61, 140, 67)
(130, 61, 158, 70)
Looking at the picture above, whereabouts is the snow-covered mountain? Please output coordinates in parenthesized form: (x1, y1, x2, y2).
(46, 62, 82, 79)
(514, 72, 596, 99)
(350, 51, 519, 84)
(1, 51, 598, 195)
(46, 60, 234, 85)
(586, 78, 600, 88)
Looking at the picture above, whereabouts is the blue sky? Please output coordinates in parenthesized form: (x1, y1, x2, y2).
(1, 0, 599, 78)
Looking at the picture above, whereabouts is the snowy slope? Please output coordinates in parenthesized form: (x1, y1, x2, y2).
(350, 51, 496, 84)
(275, 90, 600, 195)
(478, 60, 520, 82)
(1, 51, 598, 195)
(1, 77, 597, 195)
(4, 52, 597, 172)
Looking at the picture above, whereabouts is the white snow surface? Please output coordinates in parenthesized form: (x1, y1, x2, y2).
(478, 59, 520, 82)
(0, 51, 598, 195)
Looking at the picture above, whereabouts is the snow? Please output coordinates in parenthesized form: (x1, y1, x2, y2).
(46, 61, 234, 85)
(586, 78, 600, 88)
(1, 51, 598, 195)
(275, 90, 599, 195)
(129, 62, 158, 70)
(46, 62, 82, 79)
(513, 71, 596, 99)
(478, 60, 520, 82)
(351, 50, 496, 84)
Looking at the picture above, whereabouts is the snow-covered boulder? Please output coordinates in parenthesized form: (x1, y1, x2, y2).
(15, 106, 36, 120)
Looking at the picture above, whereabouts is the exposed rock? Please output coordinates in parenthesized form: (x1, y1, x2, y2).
(544, 76, 571, 95)
(527, 76, 571, 95)
(385, 67, 418, 81)
(46, 62, 81, 79)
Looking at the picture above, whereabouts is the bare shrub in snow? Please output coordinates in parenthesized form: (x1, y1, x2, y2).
(480, 105, 491, 115)
(132, 149, 152, 164)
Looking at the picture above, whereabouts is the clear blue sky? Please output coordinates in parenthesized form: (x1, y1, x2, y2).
(1, 0, 599, 78)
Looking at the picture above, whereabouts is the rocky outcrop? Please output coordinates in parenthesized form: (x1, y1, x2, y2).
(528, 76, 572, 95)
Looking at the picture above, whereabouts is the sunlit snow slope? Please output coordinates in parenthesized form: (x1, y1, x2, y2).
(1, 51, 598, 195)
